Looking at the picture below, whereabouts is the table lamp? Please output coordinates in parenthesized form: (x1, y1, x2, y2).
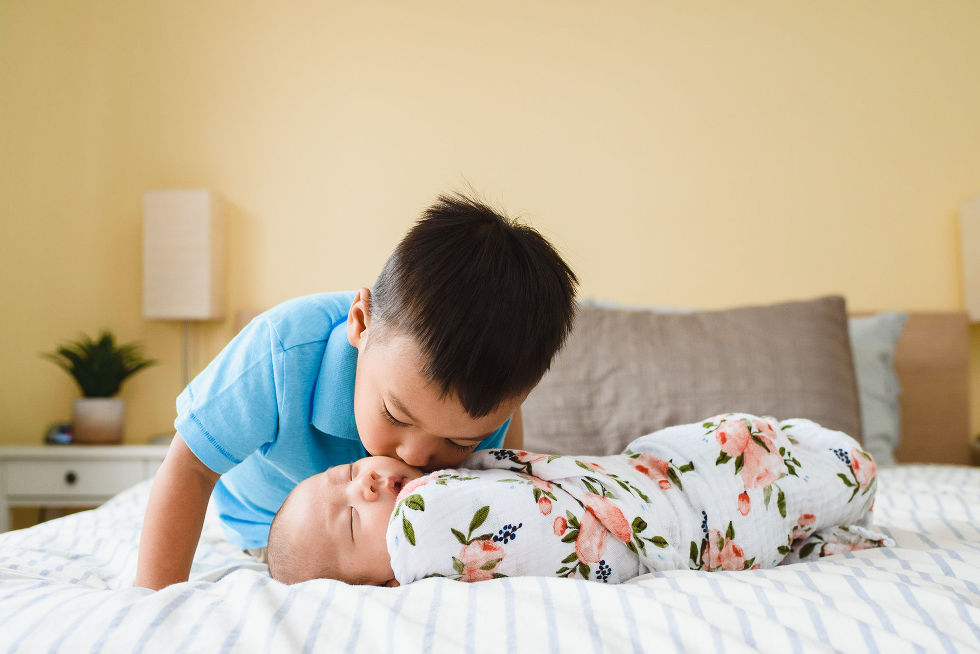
(142, 189, 225, 387)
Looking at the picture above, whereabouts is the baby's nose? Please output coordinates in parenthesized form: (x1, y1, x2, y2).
(359, 472, 382, 500)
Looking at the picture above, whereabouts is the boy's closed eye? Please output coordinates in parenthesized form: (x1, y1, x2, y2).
(381, 401, 481, 451)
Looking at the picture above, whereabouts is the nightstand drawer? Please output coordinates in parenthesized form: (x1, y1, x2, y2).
(3, 459, 146, 498)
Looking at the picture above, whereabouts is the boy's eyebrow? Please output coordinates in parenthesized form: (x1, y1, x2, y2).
(387, 393, 493, 443)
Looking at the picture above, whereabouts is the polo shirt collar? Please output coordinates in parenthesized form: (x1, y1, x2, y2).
(311, 320, 360, 441)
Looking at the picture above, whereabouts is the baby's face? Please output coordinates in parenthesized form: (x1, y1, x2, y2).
(276, 455, 424, 585)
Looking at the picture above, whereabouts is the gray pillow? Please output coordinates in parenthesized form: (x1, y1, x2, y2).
(522, 296, 862, 456)
(848, 313, 908, 467)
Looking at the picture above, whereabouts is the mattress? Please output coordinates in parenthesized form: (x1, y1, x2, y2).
(0, 465, 977, 653)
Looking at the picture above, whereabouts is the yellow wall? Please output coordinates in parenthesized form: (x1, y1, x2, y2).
(2, 1, 979, 446)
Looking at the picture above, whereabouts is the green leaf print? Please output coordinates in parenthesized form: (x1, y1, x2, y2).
(837, 473, 855, 487)
(403, 516, 416, 546)
(562, 552, 579, 564)
(777, 488, 786, 518)
(726, 521, 735, 540)
(405, 494, 425, 511)
(800, 542, 818, 559)
(650, 536, 669, 548)
(632, 517, 648, 533)
(451, 528, 467, 545)
(716, 451, 732, 465)
(469, 506, 490, 536)
(452, 557, 463, 574)
(734, 453, 745, 474)
(578, 562, 591, 578)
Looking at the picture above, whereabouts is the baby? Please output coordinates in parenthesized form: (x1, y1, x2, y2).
(268, 413, 891, 585)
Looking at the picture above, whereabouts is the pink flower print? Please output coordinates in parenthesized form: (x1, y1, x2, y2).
(716, 419, 751, 457)
(822, 540, 875, 556)
(850, 448, 877, 489)
(633, 453, 672, 490)
(704, 529, 746, 571)
(515, 451, 548, 464)
(397, 475, 431, 500)
(792, 513, 816, 540)
(458, 539, 505, 582)
(582, 493, 632, 543)
(737, 492, 751, 516)
(528, 475, 553, 493)
(752, 419, 778, 440)
(574, 509, 608, 564)
(553, 516, 568, 536)
(739, 434, 786, 489)
(538, 497, 553, 515)
(584, 461, 605, 472)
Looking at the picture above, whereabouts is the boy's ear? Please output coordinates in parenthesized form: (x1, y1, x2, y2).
(347, 287, 372, 348)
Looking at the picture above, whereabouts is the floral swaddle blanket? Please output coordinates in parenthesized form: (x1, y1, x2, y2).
(385, 413, 892, 584)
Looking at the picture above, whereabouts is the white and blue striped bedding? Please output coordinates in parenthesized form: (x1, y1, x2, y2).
(0, 465, 977, 653)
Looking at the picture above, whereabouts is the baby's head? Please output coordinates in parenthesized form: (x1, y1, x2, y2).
(267, 456, 424, 586)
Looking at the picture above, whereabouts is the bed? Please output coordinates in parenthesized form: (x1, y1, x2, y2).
(0, 296, 977, 653)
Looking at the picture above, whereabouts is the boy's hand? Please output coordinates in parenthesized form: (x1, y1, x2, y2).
(135, 433, 220, 590)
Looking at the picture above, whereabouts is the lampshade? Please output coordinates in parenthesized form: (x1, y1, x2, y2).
(143, 189, 225, 321)
(961, 194, 980, 323)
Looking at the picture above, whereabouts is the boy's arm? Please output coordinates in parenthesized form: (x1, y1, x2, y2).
(503, 406, 524, 449)
(135, 433, 220, 590)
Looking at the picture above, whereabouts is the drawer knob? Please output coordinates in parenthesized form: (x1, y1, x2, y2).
(65, 471, 77, 485)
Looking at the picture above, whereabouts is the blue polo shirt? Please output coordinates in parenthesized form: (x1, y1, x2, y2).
(175, 291, 510, 549)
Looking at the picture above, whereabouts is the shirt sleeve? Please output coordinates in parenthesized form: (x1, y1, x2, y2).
(175, 316, 285, 474)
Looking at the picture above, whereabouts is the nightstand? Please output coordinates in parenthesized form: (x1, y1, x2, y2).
(0, 445, 169, 532)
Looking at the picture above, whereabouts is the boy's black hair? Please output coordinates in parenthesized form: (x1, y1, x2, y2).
(371, 192, 578, 418)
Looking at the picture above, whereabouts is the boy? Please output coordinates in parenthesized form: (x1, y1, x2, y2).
(267, 414, 889, 586)
(135, 193, 578, 590)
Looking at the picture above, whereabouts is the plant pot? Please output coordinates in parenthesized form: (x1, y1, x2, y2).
(72, 398, 124, 444)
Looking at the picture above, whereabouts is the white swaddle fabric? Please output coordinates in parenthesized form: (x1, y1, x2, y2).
(386, 414, 892, 584)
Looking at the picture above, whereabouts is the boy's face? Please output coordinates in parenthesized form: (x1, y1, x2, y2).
(347, 289, 525, 471)
(279, 455, 424, 586)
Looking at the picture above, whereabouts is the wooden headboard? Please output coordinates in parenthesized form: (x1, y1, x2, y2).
(890, 312, 971, 465)
(235, 309, 973, 465)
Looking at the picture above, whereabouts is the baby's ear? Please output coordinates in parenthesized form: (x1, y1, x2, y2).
(382, 578, 400, 588)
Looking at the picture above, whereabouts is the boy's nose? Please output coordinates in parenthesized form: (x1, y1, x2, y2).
(395, 439, 433, 469)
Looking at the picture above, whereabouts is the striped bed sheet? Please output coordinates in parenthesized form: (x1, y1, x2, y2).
(0, 465, 977, 653)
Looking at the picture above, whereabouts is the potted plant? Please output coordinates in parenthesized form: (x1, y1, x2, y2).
(41, 331, 156, 444)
